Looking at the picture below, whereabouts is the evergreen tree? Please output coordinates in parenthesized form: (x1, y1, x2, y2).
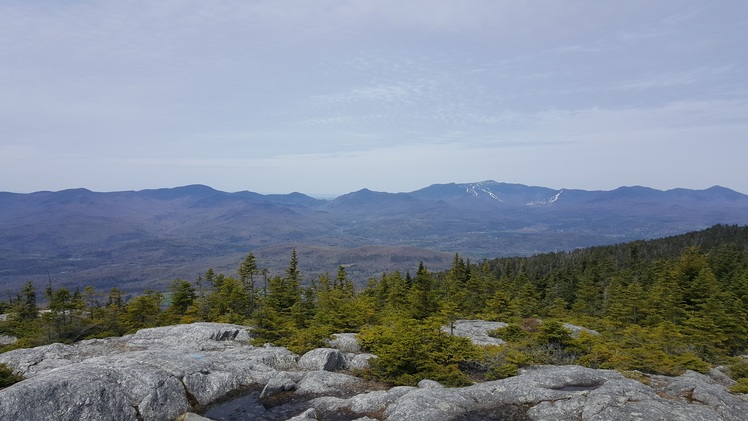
(82, 286, 99, 320)
(12, 281, 38, 321)
(646, 273, 685, 325)
(572, 275, 603, 316)
(512, 281, 540, 318)
(238, 252, 259, 313)
(165, 279, 196, 322)
(123, 291, 164, 332)
(409, 262, 437, 319)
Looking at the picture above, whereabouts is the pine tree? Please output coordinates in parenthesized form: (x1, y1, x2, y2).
(165, 279, 196, 321)
(409, 262, 437, 319)
(12, 281, 38, 321)
(571, 275, 602, 317)
(384, 272, 409, 314)
(238, 252, 259, 313)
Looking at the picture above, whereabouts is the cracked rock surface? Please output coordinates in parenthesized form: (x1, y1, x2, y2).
(1, 322, 747, 421)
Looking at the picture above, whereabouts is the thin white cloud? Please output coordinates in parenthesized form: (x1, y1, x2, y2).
(615, 67, 732, 91)
(0, 1, 746, 195)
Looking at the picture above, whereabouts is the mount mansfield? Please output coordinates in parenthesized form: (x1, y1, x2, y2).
(2, 181, 747, 293)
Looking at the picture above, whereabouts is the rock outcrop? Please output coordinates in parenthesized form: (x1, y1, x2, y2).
(328, 333, 361, 353)
(0, 334, 17, 346)
(442, 319, 508, 346)
(562, 322, 600, 338)
(0, 323, 295, 420)
(297, 347, 347, 371)
(1, 322, 746, 421)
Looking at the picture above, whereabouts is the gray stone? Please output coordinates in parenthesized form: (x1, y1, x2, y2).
(296, 371, 363, 396)
(298, 347, 346, 371)
(0, 350, 212, 420)
(308, 396, 349, 413)
(0, 369, 140, 421)
(384, 387, 481, 421)
(442, 319, 507, 346)
(562, 322, 600, 338)
(0, 323, 292, 421)
(346, 353, 377, 370)
(656, 370, 748, 421)
(124, 322, 251, 350)
(328, 333, 361, 353)
(441, 320, 599, 346)
(709, 366, 737, 388)
(381, 365, 748, 421)
(417, 379, 444, 389)
(0, 322, 255, 379)
(177, 414, 215, 421)
(259, 373, 296, 400)
(0, 342, 81, 377)
(0, 334, 17, 345)
(309, 385, 416, 418)
(348, 386, 415, 414)
(286, 408, 319, 420)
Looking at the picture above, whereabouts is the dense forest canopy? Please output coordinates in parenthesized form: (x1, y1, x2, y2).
(1, 224, 747, 391)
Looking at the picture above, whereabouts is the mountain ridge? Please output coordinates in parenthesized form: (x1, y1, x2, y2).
(1, 181, 747, 293)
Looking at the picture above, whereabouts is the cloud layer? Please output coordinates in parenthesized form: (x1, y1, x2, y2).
(1, 1, 746, 195)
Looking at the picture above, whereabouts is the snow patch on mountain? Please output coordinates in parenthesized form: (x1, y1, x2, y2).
(527, 190, 564, 206)
(465, 184, 502, 202)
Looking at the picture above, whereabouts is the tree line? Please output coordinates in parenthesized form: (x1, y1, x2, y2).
(1, 224, 747, 389)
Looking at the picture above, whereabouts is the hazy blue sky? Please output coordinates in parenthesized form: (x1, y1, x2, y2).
(1, 1, 746, 196)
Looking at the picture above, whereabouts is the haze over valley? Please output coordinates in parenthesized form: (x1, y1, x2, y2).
(2, 180, 747, 294)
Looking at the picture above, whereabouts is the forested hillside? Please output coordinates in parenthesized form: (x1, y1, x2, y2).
(3, 182, 748, 293)
(1, 224, 747, 391)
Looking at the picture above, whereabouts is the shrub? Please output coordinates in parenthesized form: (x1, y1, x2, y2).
(358, 317, 477, 386)
(488, 324, 529, 342)
(729, 378, 748, 394)
(0, 364, 22, 388)
(728, 360, 748, 380)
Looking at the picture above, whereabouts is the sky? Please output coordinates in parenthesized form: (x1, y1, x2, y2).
(1, 1, 747, 197)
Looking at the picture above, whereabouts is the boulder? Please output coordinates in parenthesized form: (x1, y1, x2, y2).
(286, 408, 319, 420)
(346, 353, 377, 370)
(417, 379, 444, 389)
(562, 322, 600, 338)
(442, 319, 507, 346)
(0, 334, 17, 346)
(298, 347, 346, 371)
(328, 333, 361, 353)
(296, 371, 363, 396)
(259, 373, 297, 400)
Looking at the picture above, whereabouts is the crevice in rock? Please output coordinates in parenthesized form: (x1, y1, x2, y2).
(552, 384, 601, 392)
(684, 388, 696, 403)
(546, 379, 605, 392)
(462, 404, 533, 421)
(210, 329, 240, 341)
(178, 377, 200, 408)
(132, 404, 143, 421)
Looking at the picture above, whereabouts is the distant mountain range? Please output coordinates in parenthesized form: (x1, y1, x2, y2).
(1, 181, 747, 294)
